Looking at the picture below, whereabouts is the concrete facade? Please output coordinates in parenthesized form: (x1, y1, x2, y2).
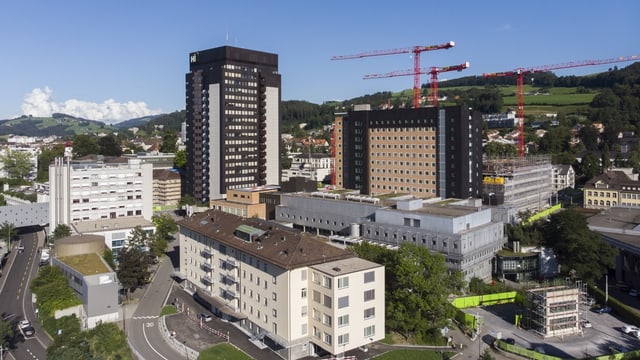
(185, 46, 281, 203)
(362, 198, 505, 281)
(48, 155, 154, 231)
(52, 252, 119, 329)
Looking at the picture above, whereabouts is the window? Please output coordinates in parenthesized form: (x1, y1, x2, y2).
(338, 277, 349, 289)
(364, 325, 376, 337)
(338, 314, 349, 327)
(302, 288, 308, 299)
(272, 292, 277, 301)
(301, 306, 308, 317)
(323, 295, 332, 308)
(313, 308, 321, 321)
(364, 289, 375, 301)
(313, 326, 320, 339)
(301, 323, 307, 335)
(323, 276, 332, 289)
(364, 271, 375, 283)
(323, 332, 332, 345)
(364, 307, 375, 319)
(338, 296, 349, 309)
(301, 269, 307, 281)
(272, 309, 277, 318)
(312, 272, 320, 284)
(323, 314, 332, 327)
(338, 333, 350, 346)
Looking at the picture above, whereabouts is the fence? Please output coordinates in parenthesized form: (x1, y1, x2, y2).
(184, 306, 230, 342)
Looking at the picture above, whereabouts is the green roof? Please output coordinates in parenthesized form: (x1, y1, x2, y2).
(58, 253, 110, 276)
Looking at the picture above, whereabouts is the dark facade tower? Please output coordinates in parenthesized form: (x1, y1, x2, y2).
(185, 46, 281, 204)
(335, 105, 482, 199)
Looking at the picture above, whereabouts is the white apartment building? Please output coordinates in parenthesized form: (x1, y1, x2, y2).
(49, 154, 153, 232)
(551, 164, 575, 192)
(178, 210, 385, 360)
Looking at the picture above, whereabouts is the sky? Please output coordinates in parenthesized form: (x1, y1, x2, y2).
(1, 1, 639, 124)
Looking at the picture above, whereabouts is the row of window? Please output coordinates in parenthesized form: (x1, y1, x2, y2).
(373, 135, 436, 141)
(311, 325, 375, 346)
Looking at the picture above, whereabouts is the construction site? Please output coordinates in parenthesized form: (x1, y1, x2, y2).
(482, 155, 552, 214)
(522, 281, 589, 338)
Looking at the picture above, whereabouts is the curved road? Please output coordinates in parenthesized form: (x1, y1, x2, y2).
(126, 252, 187, 360)
(0, 227, 49, 360)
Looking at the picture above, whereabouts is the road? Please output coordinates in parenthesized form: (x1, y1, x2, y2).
(0, 227, 49, 360)
(126, 247, 187, 360)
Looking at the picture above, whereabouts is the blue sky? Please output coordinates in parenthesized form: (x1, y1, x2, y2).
(1, 1, 638, 123)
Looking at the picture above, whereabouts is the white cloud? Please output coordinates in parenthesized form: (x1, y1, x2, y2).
(20, 87, 162, 124)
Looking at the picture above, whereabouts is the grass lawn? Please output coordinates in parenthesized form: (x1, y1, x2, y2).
(373, 349, 454, 360)
(159, 305, 178, 316)
(198, 343, 253, 360)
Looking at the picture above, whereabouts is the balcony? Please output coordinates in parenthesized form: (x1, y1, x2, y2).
(201, 262, 213, 272)
(223, 289, 237, 300)
(224, 274, 237, 285)
(201, 248, 213, 258)
(201, 276, 213, 285)
(222, 258, 237, 269)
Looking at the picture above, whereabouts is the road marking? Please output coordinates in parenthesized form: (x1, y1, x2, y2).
(133, 315, 159, 320)
(145, 322, 154, 328)
(142, 321, 169, 360)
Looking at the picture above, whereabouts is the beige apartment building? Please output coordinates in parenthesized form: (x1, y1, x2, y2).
(153, 169, 181, 207)
(584, 169, 640, 209)
(209, 185, 279, 220)
(178, 210, 385, 359)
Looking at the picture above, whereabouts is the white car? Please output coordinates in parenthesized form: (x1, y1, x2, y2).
(622, 325, 639, 334)
(19, 319, 31, 329)
(581, 320, 592, 328)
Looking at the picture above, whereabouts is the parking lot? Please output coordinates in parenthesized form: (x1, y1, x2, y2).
(467, 303, 640, 358)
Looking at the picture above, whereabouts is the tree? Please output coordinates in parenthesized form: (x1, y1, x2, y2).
(544, 208, 618, 284)
(174, 149, 187, 170)
(97, 134, 122, 157)
(50, 224, 72, 244)
(117, 245, 150, 295)
(350, 242, 462, 342)
(149, 214, 177, 258)
(72, 134, 99, 158)
(483, 142, 517, 157)
(159, 131, 178, 153)
(102, 248, 116, 270)
(0, 221, 17, 250)
(178, 194, 196, 207)
(480, 348, 495, 360)
(36, 143, 66, 182)
(0, 317, 14, 350)
(0, 149, 33, 182)
(579, 125, 600, 152)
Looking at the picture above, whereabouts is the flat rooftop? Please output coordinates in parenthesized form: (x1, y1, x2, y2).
(72, 216, 154, 233)
(312, 257, 381, 276)
(58, 253, 110, 276)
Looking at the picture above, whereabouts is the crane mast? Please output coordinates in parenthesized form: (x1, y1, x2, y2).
(483, 55, 639, 158)
(332, 41, 455, 108)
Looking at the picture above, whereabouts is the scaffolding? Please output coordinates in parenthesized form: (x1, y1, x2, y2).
(482, 155, 552, 213)
(523, 284, 581, 338)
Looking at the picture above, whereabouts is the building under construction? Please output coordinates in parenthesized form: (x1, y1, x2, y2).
(523, 284, 584, 338)
(482, 155, 552, 215)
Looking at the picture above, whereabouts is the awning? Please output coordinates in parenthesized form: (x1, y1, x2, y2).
(195, 289, 247, 320)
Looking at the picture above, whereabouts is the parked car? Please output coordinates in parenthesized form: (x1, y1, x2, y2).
(199, 312, 212, 322)
(629, 288, 639, 297)
(629, 330, 640, 339)
(581, 320, 592, 328)
(504, 338, 516, 345)
(595, 306, 612, 314)
(18, 319, 31, 329)
(21, 325, 35, 336)
(622, 325, 640, 334)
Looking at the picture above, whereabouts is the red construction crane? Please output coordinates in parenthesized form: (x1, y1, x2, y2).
(483, 55, 639, 158)
(364, 62, 469, 107)
(331, 41, 455, 108)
